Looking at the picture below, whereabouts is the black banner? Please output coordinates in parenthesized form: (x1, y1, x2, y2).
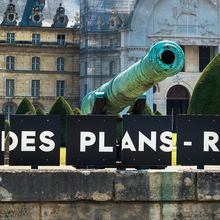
(9, 115, 60, 166)
(66, 115, 117, 166)
(121, 115, 172, 165)
(177, 115, 220, 165)
(0, 115, 5, 165)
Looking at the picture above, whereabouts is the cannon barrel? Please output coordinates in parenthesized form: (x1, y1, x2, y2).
(81, 41, 185, 115)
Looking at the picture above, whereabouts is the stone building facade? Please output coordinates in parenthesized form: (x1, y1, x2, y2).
(0, 0, 80, 119)
(79, 0, 220, 127)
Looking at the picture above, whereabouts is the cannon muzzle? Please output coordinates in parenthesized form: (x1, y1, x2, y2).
(81, 41, 185, 115)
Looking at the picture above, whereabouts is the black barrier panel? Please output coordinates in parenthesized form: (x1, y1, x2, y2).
(66, 115, 117, 166)
(122, 115, 172, 166)
(177, 115, 220, 165)
(9, 115, 60, 166)
(0, 115, 5, 165)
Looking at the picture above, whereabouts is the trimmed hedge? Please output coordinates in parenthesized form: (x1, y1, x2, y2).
(36, 107, 46, 115)
(188, 53, 220, 115)
(49, 96, 73, 146)
(117, 113, 122, 141)
(127, 102, 154, 115)
(73, 108, 82, 115)
(154, 110, 162, 115)
(16, 97, 36, 115)
(4, 120, 10, 137)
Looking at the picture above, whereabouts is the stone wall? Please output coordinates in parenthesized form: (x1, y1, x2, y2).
(0, 169, 220, 219)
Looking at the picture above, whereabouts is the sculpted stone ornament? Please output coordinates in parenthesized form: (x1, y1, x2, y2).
(3, 0, 19, 25)
(29, 1, 44, 26)
(81, 41, 185, 115)
(108, 5, 122, 29)
(53, 3, 69, 27)
(74, 12, 80, 25)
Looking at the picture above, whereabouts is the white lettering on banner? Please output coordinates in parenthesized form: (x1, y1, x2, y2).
(1, 131, 5, 151)
(39, 131, 55, 152)
(139, 131, 156, 152)
(121, 131, 136, 151)
(9, 131, 18, 151)
(7, 131, 55, 152)
(80, 132, 96, 152)
(21, 131, 36, 152)
(99, 132, 113, 152)
(160, 131, 172, 152)
(204, 131, 220, 152)
(122, 131, 172, 152)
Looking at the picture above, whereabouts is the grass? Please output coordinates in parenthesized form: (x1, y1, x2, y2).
(60, 133, 178, 166)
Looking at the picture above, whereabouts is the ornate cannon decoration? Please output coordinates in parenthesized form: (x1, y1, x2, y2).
(81, 41, 185, 115)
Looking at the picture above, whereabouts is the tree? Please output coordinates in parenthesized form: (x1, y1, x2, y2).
(16, 97, 36, 115)
(36, 107, 46, 115)
(49, 96, 73, 146)
(73, 108, 82, 115)
(117, 113, 122, 142)
(127, 102, 153, 115)
(188, 53, 220, 115)
(4, 120, 10, 137)
(154, 110, 162, 115)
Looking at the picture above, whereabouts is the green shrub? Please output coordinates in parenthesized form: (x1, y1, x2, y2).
(49, 96, 73, 146)
(16, 97, 36, 115)
(4, 120, 10, 137)
(36, 107, 46, 115)
(73, 108, 82, 115)
(154, 110, 162, 115)
(4, 132, 9, 158)
(188, 53, 220, 115)
(117, 113, 123, 141)
(127, 101, 153, 115)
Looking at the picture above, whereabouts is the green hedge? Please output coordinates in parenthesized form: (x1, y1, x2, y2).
(188, 53, 220, 115)
(36, 107, 46, 115)
(16, 97, 36, 115)
(73, 108, 82, 115)
(49, 96, 73, 146)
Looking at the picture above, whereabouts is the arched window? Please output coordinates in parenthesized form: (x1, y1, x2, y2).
(5, 104, 14, 120)
(109, 61, 115, 75)
(32, 57, 40, 70)
(6, 56, 15, 70)
(57, 58, 65, 71)
(85, 61, 88, 75)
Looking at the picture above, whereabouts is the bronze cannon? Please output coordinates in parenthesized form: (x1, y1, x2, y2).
(81, 41, 185, 115)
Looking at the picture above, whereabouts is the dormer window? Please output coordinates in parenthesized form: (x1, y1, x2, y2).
(3, 0, 19, 25)
(52, 3, 69, 27)
(29, 2, 44, 26)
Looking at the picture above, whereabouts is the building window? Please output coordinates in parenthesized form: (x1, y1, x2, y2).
(56, 80, 65, 97)
(110, 38, 116, 48)
(6, 56, 15, 70)
(57, 35, 65, 45)
(109, 61, 115, 75)
(7, 33, 15, 43)
(5, 105, 14, 121)
(6, 79, 14, 97)
(84, 84, 87, 96)
(199, 46, 210, 72)
(57, 58, 65, 71)
(31, 80, 40, 97)
(85, 61, 88, 75)
(32, 34, 40, 44)
(32, 57, 40, 70)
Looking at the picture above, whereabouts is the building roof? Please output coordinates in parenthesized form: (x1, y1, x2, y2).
(0, 0, 80, 27)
